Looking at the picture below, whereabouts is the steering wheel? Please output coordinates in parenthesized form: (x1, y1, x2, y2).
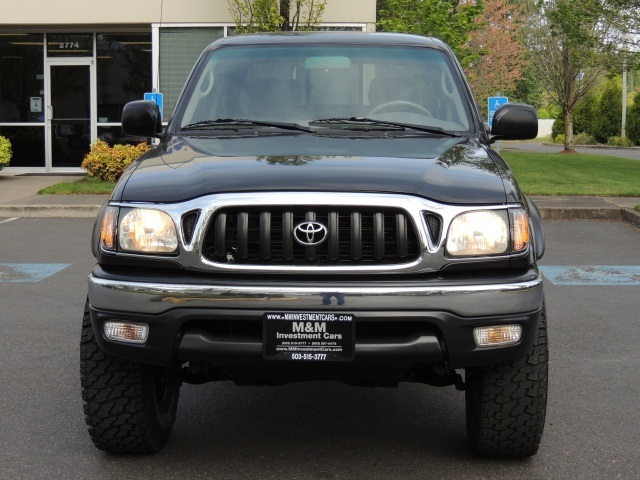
(368, 100, 433, 117)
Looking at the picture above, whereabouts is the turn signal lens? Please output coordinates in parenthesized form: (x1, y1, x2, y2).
(100, 206, 118, 251)
(446, 210, 508, 256)
(473, 325, 522, 347)
(510, 208, 530, 253)
(118, 208, 178, 254)
(104, 321, 149, 344)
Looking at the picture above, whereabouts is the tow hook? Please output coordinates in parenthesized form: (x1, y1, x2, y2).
(454, 373, 466, 391)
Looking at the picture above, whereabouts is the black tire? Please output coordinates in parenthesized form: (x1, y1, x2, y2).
(465, 302, 548, 458)
(80, 300, 180, 454)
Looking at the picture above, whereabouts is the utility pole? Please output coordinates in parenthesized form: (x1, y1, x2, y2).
(622, 58, 627, 138)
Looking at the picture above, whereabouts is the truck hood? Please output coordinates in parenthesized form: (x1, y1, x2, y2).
(115, 134, 513, 205)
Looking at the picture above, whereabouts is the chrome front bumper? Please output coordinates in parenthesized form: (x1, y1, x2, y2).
(88, 269, 543, 318)
(87, 267, 544, 370)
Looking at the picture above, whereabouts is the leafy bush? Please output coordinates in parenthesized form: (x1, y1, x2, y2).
(592, 79, 622, 143)
(554, 133, 565, 145)
(0, 135, 12, 171)
(551, 111, 565, 141)
(573, 132, 596, 145)
(81, 140, 150, 182)
(607, 136, 634, 147)
(627, 92, 640, 146)
(573, 91, 597, 138)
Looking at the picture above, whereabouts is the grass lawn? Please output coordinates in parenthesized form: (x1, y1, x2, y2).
(38, 177, 115, 195)
(501, 152, 640, 197)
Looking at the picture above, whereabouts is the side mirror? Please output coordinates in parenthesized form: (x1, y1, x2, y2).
(490, 103, 538, 141)
(122, 100, 162, 138)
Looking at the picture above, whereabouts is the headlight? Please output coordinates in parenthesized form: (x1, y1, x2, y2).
(446, 210, 508, 256)
(118, 208, 178, 254)
(445, 209, 530, 257)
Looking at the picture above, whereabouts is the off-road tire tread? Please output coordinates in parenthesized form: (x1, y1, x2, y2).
(80, 301, 179, 454)
(466, 303, 548, 458)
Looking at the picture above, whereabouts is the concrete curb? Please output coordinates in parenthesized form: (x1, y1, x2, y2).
(622, 208, 640, 228)
(539, 206, 640, 227)
(540, 143, 640, 151)
(0, 205, 100, 218)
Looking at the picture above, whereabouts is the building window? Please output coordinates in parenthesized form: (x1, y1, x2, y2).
(47, 33, 93, 57)
(159, 27, 224, 116)
(0, 126, 45, 167)
(97, 126, 149, 146)
(0, 33, 45, 123)
(97, 33, 152, 124)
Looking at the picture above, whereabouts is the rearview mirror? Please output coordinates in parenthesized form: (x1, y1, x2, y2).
(122, 100, 162, 138)
(490, 103, 538, 141)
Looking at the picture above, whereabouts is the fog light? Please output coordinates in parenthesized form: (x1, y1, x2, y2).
(473, 325, 522, 347)
(104, 321, 149, 344)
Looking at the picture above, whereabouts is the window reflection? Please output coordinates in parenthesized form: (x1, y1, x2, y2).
(160, 28, 224, 116)
(0, 126, 45, 167)
(97, 33, 152, 124)
(0, 33, 44, 123)
(98, 126, 149, 147)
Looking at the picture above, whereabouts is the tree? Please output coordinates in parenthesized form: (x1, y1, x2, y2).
(377, 0, 484, 68)
(528, 0, 638, 152)
(228, 0, 326, 33)
(465, 0, 529, 103)
(592, 77, 623, 143)
(626, 91, 640, 145)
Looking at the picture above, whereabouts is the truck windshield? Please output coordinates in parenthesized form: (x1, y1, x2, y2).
(177, 44, 473, 133)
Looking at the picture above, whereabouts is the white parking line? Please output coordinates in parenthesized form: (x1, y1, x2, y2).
(0, 217, 19, 225)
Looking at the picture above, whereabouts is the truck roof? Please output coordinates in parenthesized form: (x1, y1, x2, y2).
(206, 31, 449, 51)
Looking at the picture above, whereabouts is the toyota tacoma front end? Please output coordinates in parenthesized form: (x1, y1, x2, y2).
(81, 33, 548, 458)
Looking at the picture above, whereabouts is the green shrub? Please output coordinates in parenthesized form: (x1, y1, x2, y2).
(0, 135, 12, 171)
(554, 133, 565, 145)
(627, 92, 640, 145)
(573, 132, 597, 145)
(551, 112, 565, 141)
(573, 91, 597, 139)
(607, 136, 634, 147)
(81, 140, 150, 182)
(592, 78, 622, 143)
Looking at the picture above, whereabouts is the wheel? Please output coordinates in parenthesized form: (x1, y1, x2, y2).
(465, 302, 548, 458)
(80, 300, 181, 454)
(368, 100, 433, 117)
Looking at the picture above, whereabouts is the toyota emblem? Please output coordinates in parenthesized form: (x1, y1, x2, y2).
(294, 221, 328, 246)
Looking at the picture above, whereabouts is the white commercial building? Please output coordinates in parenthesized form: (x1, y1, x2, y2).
(0, 0, 376, 172)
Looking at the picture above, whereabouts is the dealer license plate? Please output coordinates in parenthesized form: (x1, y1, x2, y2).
(264, 312, 354, 361)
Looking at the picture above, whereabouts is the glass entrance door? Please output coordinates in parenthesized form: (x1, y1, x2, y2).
(46, 61, 95, 169)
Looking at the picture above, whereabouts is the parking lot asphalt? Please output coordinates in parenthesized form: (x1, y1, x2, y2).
(0, 217, 638, 479)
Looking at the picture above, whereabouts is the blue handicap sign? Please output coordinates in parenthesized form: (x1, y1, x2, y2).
(488, 96, 508, 127)
(540, 266, 640, 286)
(144, 92, 164, 121)
(0, 263, 71, 283)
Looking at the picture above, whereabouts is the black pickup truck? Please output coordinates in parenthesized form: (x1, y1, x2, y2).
(81, 32, 547, 458)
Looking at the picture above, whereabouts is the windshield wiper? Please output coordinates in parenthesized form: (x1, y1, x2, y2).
(309, 117, 460, 137)
(181, 118, 315, 133)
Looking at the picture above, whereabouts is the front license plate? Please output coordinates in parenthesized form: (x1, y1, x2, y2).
(264, 312, 354, 361)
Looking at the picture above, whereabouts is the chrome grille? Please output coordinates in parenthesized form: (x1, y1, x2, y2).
(202, 206, 420, 265)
